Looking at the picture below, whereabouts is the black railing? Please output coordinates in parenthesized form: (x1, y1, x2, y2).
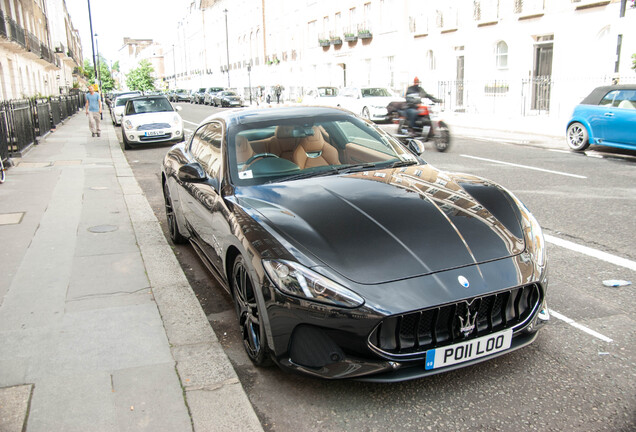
(7, 18, 25, 48)
(0, 95, 82, 162)
(26, 31, 41, 56)
(0, 9, 7, 39)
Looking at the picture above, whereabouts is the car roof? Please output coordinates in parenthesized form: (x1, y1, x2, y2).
(582, 84, 636, 105)
(126, 95, 170, 102)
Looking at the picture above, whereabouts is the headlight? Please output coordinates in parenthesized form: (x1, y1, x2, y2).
(263, 259, 364, 308)
(504, 188, 546, 267)
(124, 120, 133, 130)
(526, 210, 546, 267)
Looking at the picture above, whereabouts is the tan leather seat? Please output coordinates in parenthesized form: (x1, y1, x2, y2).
(269, 125, 298, 160)
(618, 99, 636, 110)
(292, 127, 340, 169)
(235, 135, 254, 165)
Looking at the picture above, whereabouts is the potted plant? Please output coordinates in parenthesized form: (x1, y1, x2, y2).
(344, 32, 357, 42)
(319, 38, 331, 47)
(358, 29, 372, 39)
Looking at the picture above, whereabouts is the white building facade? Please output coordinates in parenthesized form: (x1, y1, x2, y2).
(163, 0, 635, 119)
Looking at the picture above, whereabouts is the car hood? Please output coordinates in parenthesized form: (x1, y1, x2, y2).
(125, 111, 180, 127)
(362, 96, 404, 106)
(235, 164, 526, 284)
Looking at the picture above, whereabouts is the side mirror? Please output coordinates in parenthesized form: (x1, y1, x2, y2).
(407, 138, 425, 156)
(178, 163, 207, 183)
(175, 106, 183, 111)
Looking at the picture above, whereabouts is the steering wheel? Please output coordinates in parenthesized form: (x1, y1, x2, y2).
(245, 153, 279, 165)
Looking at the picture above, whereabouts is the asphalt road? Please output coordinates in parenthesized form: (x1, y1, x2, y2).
(115, 102, 635, 432)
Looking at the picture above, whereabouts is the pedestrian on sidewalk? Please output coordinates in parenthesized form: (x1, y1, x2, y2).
(85, 84, 102, 137)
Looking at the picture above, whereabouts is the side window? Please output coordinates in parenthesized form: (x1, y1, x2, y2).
(599, 90, 618, 107)
(190, 122, 223, 177)
(615, 90, 636, 110)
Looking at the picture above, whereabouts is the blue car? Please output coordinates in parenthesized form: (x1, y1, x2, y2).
(566, 85, 636, 152)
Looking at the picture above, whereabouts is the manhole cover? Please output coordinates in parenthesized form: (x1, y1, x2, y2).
(88, 225, 118, 233)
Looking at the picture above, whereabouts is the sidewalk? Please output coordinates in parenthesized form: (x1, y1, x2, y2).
(0, 114, 263, 431)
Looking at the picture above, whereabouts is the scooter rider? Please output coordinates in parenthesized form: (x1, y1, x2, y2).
(405, 77, 441, 135)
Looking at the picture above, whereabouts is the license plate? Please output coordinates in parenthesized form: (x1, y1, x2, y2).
(425, 329, 512, 370)
(144, 130, 164, 136)
(230, 101, 239, 105)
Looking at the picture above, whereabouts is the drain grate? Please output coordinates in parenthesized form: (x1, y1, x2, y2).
(88, 225, 118, 233)
(0, 212, 25, 225)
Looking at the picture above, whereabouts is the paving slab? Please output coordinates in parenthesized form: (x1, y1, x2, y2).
(0, 384, 32, 432)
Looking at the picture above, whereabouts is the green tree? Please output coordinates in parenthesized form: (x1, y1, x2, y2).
(82, 56, 115, 92)
(126, 60, 156, 91)
(632, 53, 636, 71)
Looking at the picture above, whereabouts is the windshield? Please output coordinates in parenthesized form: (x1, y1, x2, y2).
(222, 91, 237, 96)
(361, 88, 392, 97)
(318, 87, 339, 97)
(125, 97, 174, 115)
(228, 113, 419, 186)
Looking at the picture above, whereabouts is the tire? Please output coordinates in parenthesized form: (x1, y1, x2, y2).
(231, 255, 272, 366)
(0, 158, 5, 184)
(434, 123, 451, 152)
(566, 122, 590, 151)
(163, 182, 187, 244)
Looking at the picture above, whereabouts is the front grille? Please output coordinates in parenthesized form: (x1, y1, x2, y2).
(137, 122, 170, 131)
(139, 133, 172, 142)
(369, 284, 541, 358)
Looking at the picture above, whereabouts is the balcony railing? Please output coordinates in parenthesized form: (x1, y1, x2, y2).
(7, 18, 25, 48)
(27, 31, 41, 56)
(0, 9, 7, 38)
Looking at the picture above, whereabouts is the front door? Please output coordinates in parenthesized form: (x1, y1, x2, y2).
(456, 55, 465, 108)
(532, 40, 553, 111)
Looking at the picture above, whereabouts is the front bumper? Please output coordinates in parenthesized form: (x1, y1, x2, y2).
(123, 127, 184, 144)
(262, 254, 548, 381)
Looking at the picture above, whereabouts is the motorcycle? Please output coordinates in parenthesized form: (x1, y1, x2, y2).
(388, 97, 451, 152)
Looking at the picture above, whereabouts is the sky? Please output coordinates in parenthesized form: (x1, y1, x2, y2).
(64, 0, 188, 65)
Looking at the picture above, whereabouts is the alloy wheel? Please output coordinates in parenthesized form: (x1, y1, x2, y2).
(232, 256, 271, 366)
(566, 122, 590, 151)
(163, 182, 187, 244)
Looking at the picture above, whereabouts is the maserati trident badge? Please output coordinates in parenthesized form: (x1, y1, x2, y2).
(458, 304, 478, 337)
(458, 275, 470, 288)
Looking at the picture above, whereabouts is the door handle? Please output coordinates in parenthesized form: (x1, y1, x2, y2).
(604, 112, 614, 117)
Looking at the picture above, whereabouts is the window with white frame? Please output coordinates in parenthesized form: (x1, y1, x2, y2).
(495, 41, 508, 69)
(426, 50, 436, 70)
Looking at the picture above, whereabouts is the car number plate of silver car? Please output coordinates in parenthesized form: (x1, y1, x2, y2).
(424, 328, 512, 370)
(145, 130, 164, 136)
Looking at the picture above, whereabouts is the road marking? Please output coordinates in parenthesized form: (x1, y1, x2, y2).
(183, 120, 199, 126)
(548, 309, 613, 343)
(548, 149, 570, 154)
(460, 154, 587, 179)
(545, 234, 636, 271)
(461, 135, 530, 145)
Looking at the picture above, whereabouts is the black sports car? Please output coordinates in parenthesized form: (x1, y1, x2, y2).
(161, 106, 549, 381)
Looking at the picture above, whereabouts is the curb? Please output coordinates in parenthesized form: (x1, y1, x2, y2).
(107, 126, 263, 431)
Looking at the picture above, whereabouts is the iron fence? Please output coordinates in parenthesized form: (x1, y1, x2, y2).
(0, 94, 82, 163)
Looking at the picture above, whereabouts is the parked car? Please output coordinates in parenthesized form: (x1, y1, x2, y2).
(111, 93, 141, 125)
(302, 86, 340, 106)
(171, 89, 190, 103)
(337, 86, 404, 122)
(121, 95, 184, 150)
(203, 87, 225, 105)
(191, 87, 207, 104)
(566, 84, 636, 152)
(212, 90, 243, 107)
(161, 105, 549, 381)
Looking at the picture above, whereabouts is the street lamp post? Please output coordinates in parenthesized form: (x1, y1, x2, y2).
(87, 0, 98, 90)
(172, 44, 177, 88)
(224, 9, 230, 88)
(247, 63, 252, 105)
(94, 33, 102, 97)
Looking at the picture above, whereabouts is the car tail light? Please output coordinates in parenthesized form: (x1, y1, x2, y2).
(417, 105, 430, 116)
